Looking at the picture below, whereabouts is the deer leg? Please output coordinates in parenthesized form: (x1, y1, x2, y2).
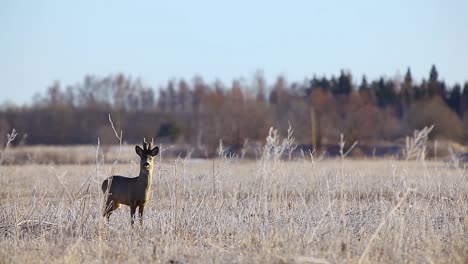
(130, 204, 137, 226)
(138, 205, 144, 225)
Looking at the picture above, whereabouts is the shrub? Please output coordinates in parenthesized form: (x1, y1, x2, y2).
(404, 96, 464, 141)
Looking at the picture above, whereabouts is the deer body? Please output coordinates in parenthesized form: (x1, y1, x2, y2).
(101, 139, 159, 225)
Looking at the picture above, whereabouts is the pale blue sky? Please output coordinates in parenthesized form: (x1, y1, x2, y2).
(1, 0, 467, 104)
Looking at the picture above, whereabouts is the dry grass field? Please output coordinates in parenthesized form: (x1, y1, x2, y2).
(1, 149, 467, 264)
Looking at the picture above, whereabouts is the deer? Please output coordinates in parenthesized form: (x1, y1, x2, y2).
(101, 138, 159, 225)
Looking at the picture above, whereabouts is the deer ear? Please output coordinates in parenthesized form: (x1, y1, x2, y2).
(135, 145, 143, 156)
(150, 146, 159, 157)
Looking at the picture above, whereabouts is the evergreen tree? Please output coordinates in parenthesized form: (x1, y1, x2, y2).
(428, 65, 445, 97)
(374, 78, 397, 108)
(429, 64, 438, 83)
(462, 82, 468, 117)
(359, 75, 373, 104)
(335, 70, 352, 95)
(319, 77, 331, 91)
(401, 67, 414, 106)
(359, 75, 368, 91)
(415, 79, 428, 100)
(329, 76, 338, 94)
(448, 84, 462, 117)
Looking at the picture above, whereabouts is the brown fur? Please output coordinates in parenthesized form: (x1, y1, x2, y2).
(101, 138, 159, 225)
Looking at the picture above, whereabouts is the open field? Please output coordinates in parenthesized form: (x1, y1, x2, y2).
(1, 156, 467, 263)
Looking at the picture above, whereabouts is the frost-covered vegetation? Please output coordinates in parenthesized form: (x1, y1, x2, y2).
(1, 130, 466, 263)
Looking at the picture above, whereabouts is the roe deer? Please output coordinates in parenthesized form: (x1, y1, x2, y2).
(101, 138, 159, 225)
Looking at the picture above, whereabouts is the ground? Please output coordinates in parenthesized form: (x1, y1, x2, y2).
(0, 157, 467, 263)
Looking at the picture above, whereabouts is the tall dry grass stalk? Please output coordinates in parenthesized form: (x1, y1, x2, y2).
(404, 125, 434, 161)
(0, 128, 18, 165)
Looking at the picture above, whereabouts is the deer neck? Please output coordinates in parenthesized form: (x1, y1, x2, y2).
(138, 168, 153, 188)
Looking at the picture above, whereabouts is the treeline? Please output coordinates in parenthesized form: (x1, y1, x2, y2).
(1, 65, 468, 153)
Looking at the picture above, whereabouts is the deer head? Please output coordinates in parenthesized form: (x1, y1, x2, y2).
(135, 138, 159, 172)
